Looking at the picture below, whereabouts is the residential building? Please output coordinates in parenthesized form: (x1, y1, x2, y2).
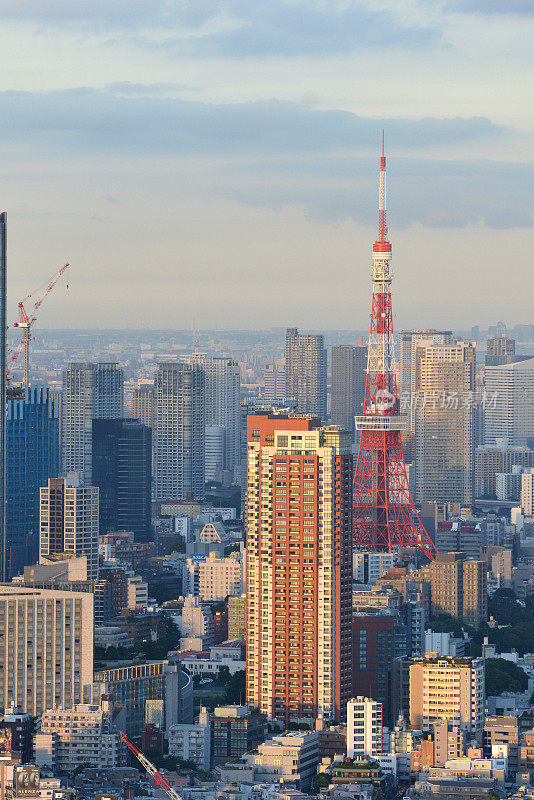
(131, 383, 154, 429)
(189, 354, 241, 480)
(285, 328, 327, 419)
(0, 585, 93, 716)
(127, 573, 149, 609)
(0, 707, 33, 763)
(39, 475, 100, 581)
(99, 566, 128, 619)
(352, 613, 396, 726)
(92, 419, 152, 542)
(93, 661, 193, 737)
(331, 344, 367, 439)
(228, 594, 246, 639)
(353, 551, 397, 585)
(246, 414, 353, 724)
(181, 595, 214, 645)
(242, 731, 319, 791)
(399, 330, 453, 430)
(475, 444, 534, 497)
(262, 361, 286, 402)
(429, 552, 487, 628)
(210, 705, 267, 766)
(485, 335, 529, 366)
(521, 468, 534, 515)
(34, 698, 126, 773)
(153, 362, 204, 501)
(197, 552, 243, 602)
(484, 358, 534, 446)
(168, 708, 210, 771)
(433, 718, 466, 766)
(347, 696, 383, 758)
(483, 716, 519, 774)
(61, 362, 124, 482)
(6, 386, 59, 577)
(204, 425, 225, 481)
(409, 656, 485, 733)
(414, 340, 476, 504)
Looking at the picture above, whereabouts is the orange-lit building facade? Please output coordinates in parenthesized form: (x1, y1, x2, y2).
(245, 413, 352, 725)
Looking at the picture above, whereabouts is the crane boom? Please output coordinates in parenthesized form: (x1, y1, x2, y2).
(12, 262, 69, 386)
(120, 735, 184, 800)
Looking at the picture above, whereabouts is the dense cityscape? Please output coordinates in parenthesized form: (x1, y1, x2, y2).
(0, 3, 532, 800)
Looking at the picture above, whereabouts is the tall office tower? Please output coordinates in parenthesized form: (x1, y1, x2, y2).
(246, 414, 353, 725)
(263, 361, 286, 402)
(92, 419, 152, 542)
(6, 386, 59, 577)
(285, 328, 327, 420)
(413, 339, 476, 505)
(189, 354, 240, 480)
(399, 330, 453, 431)
(39, 475, 100, 581)
(347, 697, 383, 758)
(0, 585, 93, 716)
(353, 138, 437, 561)
(331, 344, 367, 439)
(0, 213, 6, 581)
(409, 656, 485, 734)
(61, 362, 124, 482)
(205, 424, 225, 481)
(430, 552, 487, 628)
(485, 359, 534, 446)
(131, 383, 155, 428)
(154, 362, 204, 501)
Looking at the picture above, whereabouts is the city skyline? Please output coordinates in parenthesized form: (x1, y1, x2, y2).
(0, 1, 532, 330)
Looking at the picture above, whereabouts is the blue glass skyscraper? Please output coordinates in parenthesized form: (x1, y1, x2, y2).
(6, 386, 59, 577)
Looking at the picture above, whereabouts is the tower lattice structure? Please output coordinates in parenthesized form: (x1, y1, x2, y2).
(353, 135, 437, 561)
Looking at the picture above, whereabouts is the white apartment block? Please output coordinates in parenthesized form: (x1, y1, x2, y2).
(353, 551, 397, 585)
(181, 595, 214, 644)
(168, 708, 210, 771)
(242, 732, 319, 792)
(39, 475, 100, 581)
(127, 573, 149, 609)
(410, 656, 485, 733)
(485, 358, 534, 446)
(347, 697, 383, 759)
(0, 586, 93, 717)
(34, 699, 125, 772)
(198, 552, 244, 602)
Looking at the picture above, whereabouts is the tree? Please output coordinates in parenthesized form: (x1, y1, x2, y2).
(312, 774, 331, 792)
(485, 658, 528, 697)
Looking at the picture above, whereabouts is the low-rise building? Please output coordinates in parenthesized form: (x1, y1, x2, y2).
(242, 732, 319, 791)
(94, 627, 134, 650)
(168, 708, 210, 772)
(210, 705, 267, 766)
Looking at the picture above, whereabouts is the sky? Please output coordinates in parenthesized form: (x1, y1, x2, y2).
(1, 0, 533, 331)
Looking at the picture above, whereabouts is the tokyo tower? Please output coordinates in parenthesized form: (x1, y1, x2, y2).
(353, 134, 437, 562)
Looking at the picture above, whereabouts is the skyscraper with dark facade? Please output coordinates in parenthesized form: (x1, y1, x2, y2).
(92, 418, 152, 542)
(285, 328, 327, 420)
(331, 344, 367, 439)
(6, 386, 59, 577)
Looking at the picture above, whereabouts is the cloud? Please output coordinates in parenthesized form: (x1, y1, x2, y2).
(105, 82, 197, 96)
(0, 0, 438, 54)
(0, 87, 503, 156)
(448, 0, 534, 14)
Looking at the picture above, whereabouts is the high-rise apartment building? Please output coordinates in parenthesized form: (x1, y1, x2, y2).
(352, 613, 396, 726)
(414, 340, 476, 504)
(285, 328, 327, 420)
(399, 330, 453, 407)
(485, 358, 534, 446)
(347, 697, 383, 758)
(6, 386, 59, 577)
(228, 594, 246, 639)
(485, 335, 530, 367)
(246, 414, 352, 724)
(153, 362, 204, 500)
(475, 444, 534, 497)
(189, 354, 240, 480)
(409, 656, 485, 734)
(263, 361, 286, 402)
(61, 362, 124, 482)
(330, 344, 367, 439)
(429, 552, 487, 628)
(0, 585, 93, 716)
(39, 475, 100, 581)
(521, 468, 534, 515)
(205, 424, 225, 481)
(92, 418, 152, 542)
(131, 383, 154, 428)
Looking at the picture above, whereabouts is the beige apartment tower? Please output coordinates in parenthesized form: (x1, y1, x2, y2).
(0, 586, 93, 717)
(430, 552, 487, 628)
(414, 340, 475, 505)
(410, 656, 485, 734)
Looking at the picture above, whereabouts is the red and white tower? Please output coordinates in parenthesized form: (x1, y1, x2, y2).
(353, 134, 437, 561)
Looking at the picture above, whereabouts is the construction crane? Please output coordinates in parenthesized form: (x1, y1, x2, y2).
(11, 262, 70, 386)
(120, 735, 183, 800)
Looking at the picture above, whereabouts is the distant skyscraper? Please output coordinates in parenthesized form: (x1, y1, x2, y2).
(399, 330, 453, 431)
(39, 475, 100, 581)
(246, 414, 353, 725)
(92, 418, 152, 542)
(189, 354, 240, 480)
(484, 358, 534, 446)
(6, 386, 59, 577)
(262, 361, 286, 402)
(331, 344, 367, 438)
(414, 339, 476, 505)
(154, 362, 204, 500)
(131, 383, 154, 429)
(61, 362, 124, 482)
(0, 213, 6, 581)
(204, 424, 225, 481)
(285, 328, 327, 420)
(485, 335, 529, 366)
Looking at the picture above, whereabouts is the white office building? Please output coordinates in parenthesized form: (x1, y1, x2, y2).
(485, 358, 534, 446)
(347, 696, 383, 759)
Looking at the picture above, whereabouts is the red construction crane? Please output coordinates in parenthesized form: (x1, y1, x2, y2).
(11, 262, 69, 386)
(120, 735, 183, 800)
